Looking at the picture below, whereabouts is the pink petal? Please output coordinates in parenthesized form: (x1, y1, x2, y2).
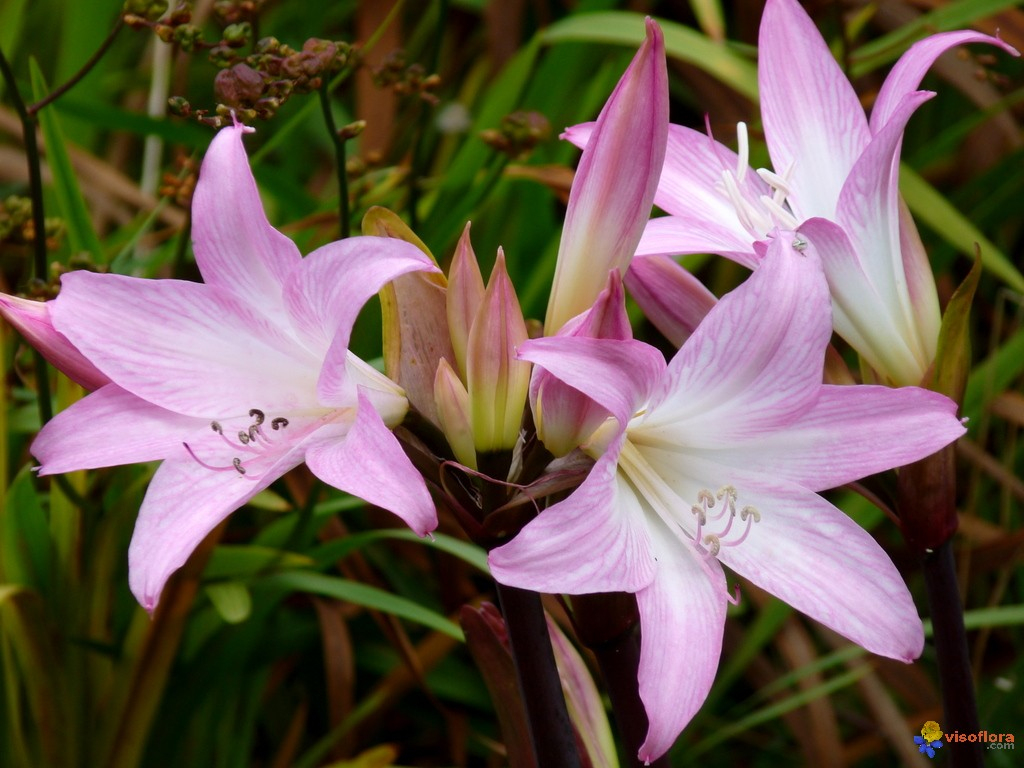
(447, 223, 485, 377)
(705, 466, 925, 662)
(635, 215, 759, 269)
(897, 200, 941, 368)
(567, 122, 764, 235)
(799, 218, 928, 385)
(32, 384, 205, 474)
(191, 124, 302, 308)
(834, 91, 936, 382)
(546, 18, 668, 332)
(872, 31, 1020, 133)
(710, 384, 965, 491)
(625, 255, 718, 348)
(283, 237, 438, 407)
(518, 336, 666, 431)
(51, 271, 318, 417)
(759, 0, 871, 221)
(304, 392, 437, 536)
(532, 273, 632, 456)
(129, 445, 305, 612)
(644, 233, 831, 443)
(0, 293, 109, 390)
(636, 527, 727, 762)
(489, 441, 656, 595)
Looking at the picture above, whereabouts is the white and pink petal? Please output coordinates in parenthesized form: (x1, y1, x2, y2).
(191, 123, 302, 309)
(488, 442, 656, 596)
(33, 384, 206, 475)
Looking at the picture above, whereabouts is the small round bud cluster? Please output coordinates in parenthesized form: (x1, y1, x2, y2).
(168, 34, 352, 126)
(122, 0, 169, 23)
(124, 3, 204, 52)
(480, 111, 551, 161)
(0, 196, 66, 253)
(212, 0, 263, 26)
(372, 50, 441, 106)
(126, 1, 351, 127)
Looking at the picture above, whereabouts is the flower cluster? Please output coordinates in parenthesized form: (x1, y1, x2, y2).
(2, 0, 1017, 762)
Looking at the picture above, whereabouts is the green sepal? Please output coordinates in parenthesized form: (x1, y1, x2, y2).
(929, 249, 982, 404)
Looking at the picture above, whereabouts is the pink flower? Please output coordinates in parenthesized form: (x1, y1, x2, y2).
(21, 124, 439, 611)
(567, 0, 1018, 383)
(544, 17, 668, 334)
(491, 232, 966, 761)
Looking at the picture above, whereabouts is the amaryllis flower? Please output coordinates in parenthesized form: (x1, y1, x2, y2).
(544, 16, 668, 334)
(16, 123, 439, 611)
(490, 231, 966, 761)
(567, 0, 1017, 384)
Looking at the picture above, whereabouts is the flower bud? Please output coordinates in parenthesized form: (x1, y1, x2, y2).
(434, 359, 477, 470)
(446, 223, 485, 379)
(466, 250, 531, 454)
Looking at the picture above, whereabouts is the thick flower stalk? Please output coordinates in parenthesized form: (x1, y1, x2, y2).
(567, 0, 1017, 384)
(4, 123, 439, 611)
(491, 231, 966, 761)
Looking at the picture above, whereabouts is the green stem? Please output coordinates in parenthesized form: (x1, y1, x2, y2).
(27, 16, 124, 116)
(0, 49, 54, 427)
(922, 542, 982, 768)
(495, 582, 581, 768)
(318, 85, 350, 238)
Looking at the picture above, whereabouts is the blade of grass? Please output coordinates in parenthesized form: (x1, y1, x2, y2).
(28, 60, 104, 260)
(257, 571, 463, 640)
(542, 12, 758, 101)
(900, 164, 1024, 293)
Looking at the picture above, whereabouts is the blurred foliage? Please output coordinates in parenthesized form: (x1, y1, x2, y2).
(1, 0, 1023, 766)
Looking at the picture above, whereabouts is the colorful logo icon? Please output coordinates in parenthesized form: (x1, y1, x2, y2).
(915, 721, 945, 758)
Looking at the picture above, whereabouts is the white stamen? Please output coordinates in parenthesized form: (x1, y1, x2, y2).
(735, 122, 750, 182)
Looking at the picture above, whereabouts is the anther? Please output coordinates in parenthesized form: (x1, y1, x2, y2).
(740, 506, 761, 522)
(735, 122, 750, 182)
(271, 417, 289, 430)
(249, 409, 265, 425)
(211, 421, 223, 434)
(232, 458, 246, 475)
(703, 534, 721, 557)
(238, 431, 251, 445)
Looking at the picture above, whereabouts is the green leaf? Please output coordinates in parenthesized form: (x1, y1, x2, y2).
(205, 581, 252, 624)
(29, 60, 105, 261)
(0, 465, 52, 593)
(542, 11, 758, 101)
(962, 327, 1024, 426)
(203, 545, 313, 581)
(900, 164, 1024, 293)
(310, 529, 489, 574)
(258, 571, 463, 640)
(931, 252, 981, 403)
(851, 0, 1024, 76)
(689, 666, 870, 757)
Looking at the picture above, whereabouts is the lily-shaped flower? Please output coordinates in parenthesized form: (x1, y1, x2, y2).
(567, 0, 1017, 384)
(15, 123, 439, 611)
(532, 18, 667, 457)
(490, 231, 966, 761)
(544, 16, 668, 334)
